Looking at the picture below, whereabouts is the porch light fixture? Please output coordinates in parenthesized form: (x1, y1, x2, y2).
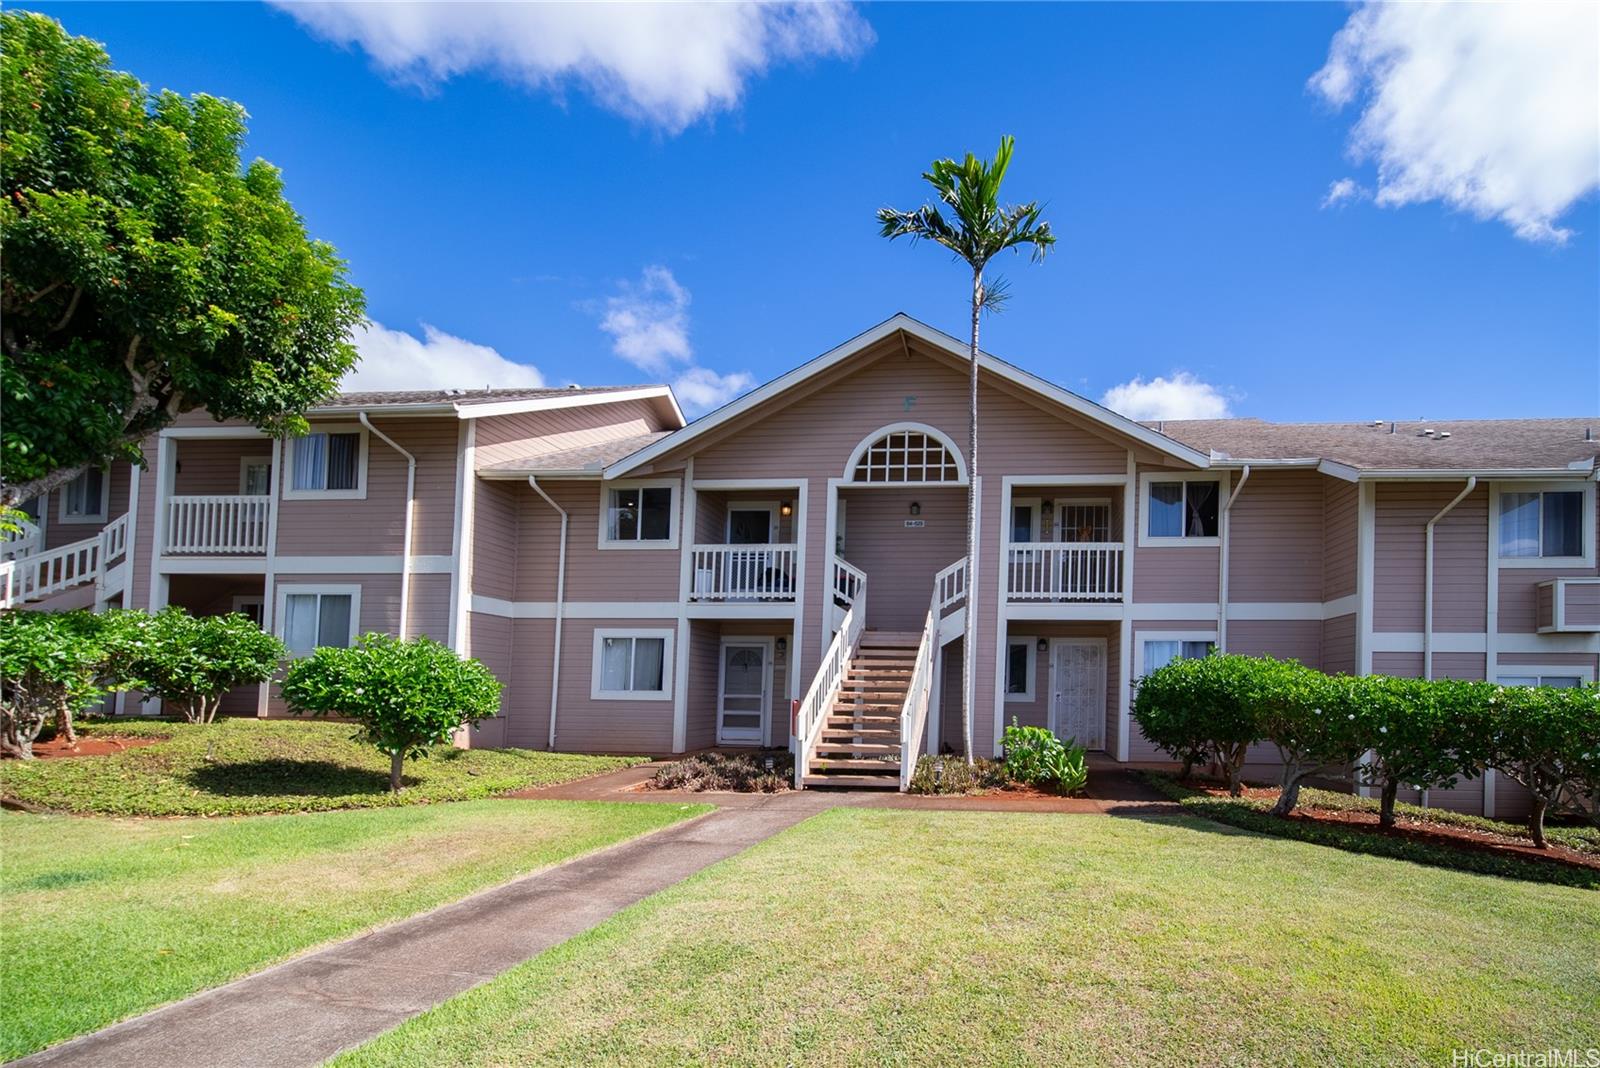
(1038, 638, 1048, 653)
(780, 501, 793, 517)
(775, 637, 787, 655)
(909, 501, 922, 517)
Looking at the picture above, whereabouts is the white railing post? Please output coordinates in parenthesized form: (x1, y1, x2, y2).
(1004, 542, 1125, 603)
(687, 544, 799, 602)
(793, 577, 867, 787)
(162, 496, 270, 554)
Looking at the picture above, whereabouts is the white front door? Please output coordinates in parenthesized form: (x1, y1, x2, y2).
(717, 640, 771, 746)
(1050, 638, 1106, 751)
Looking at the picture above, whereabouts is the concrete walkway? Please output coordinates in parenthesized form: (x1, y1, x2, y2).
(13, 794, 837, 1068)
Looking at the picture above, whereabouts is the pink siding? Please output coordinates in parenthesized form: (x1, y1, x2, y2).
(1499, 568, 1572, 633)
(510, 478, 681, 603)
(172, 439, 265, 496)
(471, 480, 520, 600)
(1227, 619, 1321, 664)
(1227, 470, 1323, 603)
(693, 491, 798, 545)
(1322, 614, 1356, 675)
(684, 622, 721, 750)
(275, 416, 459, 558)
(472, 399, 664, 470)
(1371, 652, 1484, 680)
(464, 611, 513, 747)
(1134, 466, 1220, 604)
(938, 637, 964, 754)
(1322, 479, 1358, 601)
(715, 621, 793, 748)
(840, 487, 965, 631)
(34, 460, 134, 552)
(129, 451, 155, 610)
(1373, 482, 1487, 633)
(1126, 619, 1216, 761)
(1002, 622, 1120, 754)
(551, 619, 678, 754)
(1564, 581, 1600, 627)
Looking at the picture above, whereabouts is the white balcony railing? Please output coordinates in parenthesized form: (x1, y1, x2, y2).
(690, 543, 799, 601)
(164, 495, 271, 555)
(1006, 542, 1125, 602)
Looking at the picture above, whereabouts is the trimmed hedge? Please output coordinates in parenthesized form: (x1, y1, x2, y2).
(1133, 654, 1600, 846)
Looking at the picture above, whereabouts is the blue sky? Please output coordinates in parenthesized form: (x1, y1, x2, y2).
(31, 2, 1600, 420)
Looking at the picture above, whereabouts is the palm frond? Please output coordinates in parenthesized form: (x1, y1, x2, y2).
(979, 275, 1011, 316)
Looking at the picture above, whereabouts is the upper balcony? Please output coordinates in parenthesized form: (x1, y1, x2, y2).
(161, 437, 274, 555)
(687, 488, 801, 604)
(1004, 485, 1127, 604)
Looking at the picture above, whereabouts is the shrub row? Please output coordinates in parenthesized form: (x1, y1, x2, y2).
(1132, 654, 1600, 847)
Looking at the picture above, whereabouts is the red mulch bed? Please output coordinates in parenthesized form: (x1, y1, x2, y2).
(1182, 778, 1599, 874)
(6, 734, 161, 760)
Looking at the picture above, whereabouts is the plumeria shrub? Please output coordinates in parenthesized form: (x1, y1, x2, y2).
(1353, 675, 1486, 828)
(281, 635, 501, 791)
(1246, 658, 1368, 816)
(0, 609, 124, 757)
(114, 607, 286, 723)
(1132, 653, 1269, 794)
(1469, 682, 1600, 848)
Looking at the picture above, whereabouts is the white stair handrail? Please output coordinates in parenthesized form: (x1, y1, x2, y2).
(2, 518, 42, 561)
(832, 557, 866, 606)
(934, 556, 968, 611)
(0, 560, 16, 610)
(99, 511, 130, 566)
(898, 600, 938, 790)
(793, 578, 867, 786)
(0, 511, 131, 606)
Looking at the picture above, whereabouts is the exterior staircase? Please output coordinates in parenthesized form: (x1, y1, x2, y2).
(802, 630, 921, 788)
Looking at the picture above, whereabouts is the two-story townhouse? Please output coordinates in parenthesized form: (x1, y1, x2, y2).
(5, 313, 1595, 816)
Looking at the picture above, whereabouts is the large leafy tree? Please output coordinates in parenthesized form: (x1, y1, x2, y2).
(877, 135, 1054, 760)
(0, 11, 365, 505)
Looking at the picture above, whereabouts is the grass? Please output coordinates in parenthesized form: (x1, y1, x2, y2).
(0, 719, 647, 816)
(332, 808, 1600, 1067)
(1143, 773, 1600, 889)
(0, 798, 710, 1059)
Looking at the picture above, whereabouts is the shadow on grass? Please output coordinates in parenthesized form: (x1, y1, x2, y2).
(185, 759, 399, 798)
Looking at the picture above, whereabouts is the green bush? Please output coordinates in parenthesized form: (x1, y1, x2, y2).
(281, 635, 501, 791)
(0, 609, 124, 757)
(1132, 653, 1269, 793)
(1353, 675, 1485, 828)
(1469, 682, 1600, 848)
(905, 755, 1008, 795)
(1002, 720, 1088, 796)
(111, 606, 286, 723)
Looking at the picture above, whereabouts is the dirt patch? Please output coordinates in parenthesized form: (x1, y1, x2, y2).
(7, 734, 163, 760)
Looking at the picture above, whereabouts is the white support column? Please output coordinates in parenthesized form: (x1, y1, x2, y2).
(1117, 452, 1137, 761)
(1355, 478, 1376, 796)
(449, 420, 476, 654)
(671, 459, 696, 754)
(257, 437, 283, 719)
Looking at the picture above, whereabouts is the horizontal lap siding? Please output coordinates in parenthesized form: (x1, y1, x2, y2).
(471, 480, 519, 600)
(1374, 483, 1487, 633)
(685, 622, 720, 750)
(39, 461, 134, 551)
(1565, 582, 1600, 627)
(939, 637, 964, 754)
(173, 440, 261, 496)
(1323, 479, 1358, 601)
(1003, 622, 1119, 754)
(1371, 651, 1484, 680)
(513, 478, 681, 604)
(1134, 466, 1220, 604)
(1501, 568, 1598, 634)
(1227, 619, 1322, 665)
(276, 416, 459, 558)
(552, 619, 678, 754)
(465, 612, 512, 747)
(1227, 470, 1323, 604)
(472, 400, 661, 469)
(506, 618, 555, 749)
(842, 487, 965, 631)
(130, 450, 155, 609)
(1322, 614, 1356, 675)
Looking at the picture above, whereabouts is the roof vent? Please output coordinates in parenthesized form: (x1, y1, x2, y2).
(1586, 427, 1594, 442)
(1371, 419, 1384, 428)
(567, 383, 582, 390)
(443, 388, 464, 396)
(1437, 431, 1451, 439)
(1420, 428, 1435, 437)
(1389, 422, 1396, 434)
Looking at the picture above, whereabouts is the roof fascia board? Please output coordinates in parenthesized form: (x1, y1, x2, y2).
(454, 386, 683, 424)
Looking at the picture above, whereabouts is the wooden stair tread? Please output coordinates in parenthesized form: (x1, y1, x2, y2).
(810, 758, 901, 770)
(801, 774, 900, 788)
(814, 742, 899, 754)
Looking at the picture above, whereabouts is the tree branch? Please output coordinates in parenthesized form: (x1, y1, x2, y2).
(49, 286, 83, 333)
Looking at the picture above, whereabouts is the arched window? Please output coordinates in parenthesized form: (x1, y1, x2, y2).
(846, 423, 966, 484)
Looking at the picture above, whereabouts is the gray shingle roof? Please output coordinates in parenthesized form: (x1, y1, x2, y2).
(1154, 417, 1600, 472)
(477, 432, 672, 476)
(314, 385, 659, 410)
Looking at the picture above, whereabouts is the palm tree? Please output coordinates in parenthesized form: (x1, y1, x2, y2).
(877, 135, 1054, 762)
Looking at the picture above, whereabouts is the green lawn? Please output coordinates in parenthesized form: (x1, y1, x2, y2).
(1, 799, 709, 1060)
(0, 719, 645, 815)
(335, 809, 1600, 1067)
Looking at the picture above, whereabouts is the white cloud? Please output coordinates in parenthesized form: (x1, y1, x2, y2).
(1320, 177, 1368, 210)
(1101, 372, 1232, 422)
(343, 321, 545, 392)
(1310, 3, 1599, 244)
(274, 1, 873, 133)
(596, 265, 755, 416)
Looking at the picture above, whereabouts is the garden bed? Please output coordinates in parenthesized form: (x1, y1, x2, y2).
(0, 720, 649, 816)
(9, 732, 163, 760)
(1146, 773, 1600, 889)
(646, 751, 793, 792)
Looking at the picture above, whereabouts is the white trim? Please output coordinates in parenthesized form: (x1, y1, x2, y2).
(692, 478, 807, 491)
(1356, 480, 1376, 675)
(453, 386, 684, 425)
(259, 437, 283, 718)
(1005, 473, 1131, 487)
(590, 628, 675, 701)
(1368, 631, 1600, 655)
(449, 420, 475, 654)
(148, 438, 174, 610)
(1134, 631, 1218, 678)
(1372, 632, 1487, 654)
(1009, 497, 1042, 543)
(1491, 480, 1596, 569)
(604, 313, 1210, 479)
(1004, 636, 1037, 702)
(1008, 603, 1127, 622)
(597, 478, 680, 550)
(282, 423, 370, 501)
(1136, 470, 1228, 547)
(57, 467, 110, 524)
(843, 421, 969, 486)
(471, 595, 706, 620)
(159, 426, 269, 440)
(672, 459, 696, 753)
(1493, 664, 1596, 685)
(1046, 636, 1108, 751)
(275, 583, 362, 656)
(791, 478, 809, 709)
(239, 456, 272, 496)
(1117, 453, 1136, 761)
(716, 636, 775, 746)
(1227, 597, 1358, 621)
(726, 501, 780, 544)
(166, 554, 456, 576)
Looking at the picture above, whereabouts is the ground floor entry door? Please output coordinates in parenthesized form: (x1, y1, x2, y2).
(1050, 639, 1106, 751)
(717, 640, 771, 746)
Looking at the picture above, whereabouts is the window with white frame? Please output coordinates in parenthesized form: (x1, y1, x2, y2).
(59, 467, 107, 523)
(279, 588, 358, 655)
(1140, 637, 1215, 676)
(240, 458, 272, 496)
(1005, 638, 1036, 701)
(591, 630, 673, 699)
(1058, 500, 1112, 543)
(287, 430, 363, 497)
(1145, 479, 1219, 540)
(603, 483, 676, 546)
(850, 429, 961, 484)
(1496, 673, 1586, 689)
(1010, 499, 1040, 543)
(1498, 489, 1585, 560)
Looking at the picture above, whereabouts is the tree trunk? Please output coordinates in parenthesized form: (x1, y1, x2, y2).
(1179, 754, 1195, 781)
(1528, 795, 1548, 849)
(54, 696, 77, 745)
(960, 268, 981, 765)
(1271, 768, 1303, 816)
(1379, 778, 1399, 828)
(389, 750, 405, 792)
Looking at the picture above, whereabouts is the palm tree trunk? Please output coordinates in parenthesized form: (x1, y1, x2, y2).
(962, 268, 981, 764)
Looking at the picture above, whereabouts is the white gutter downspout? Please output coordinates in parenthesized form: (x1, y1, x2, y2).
(359, 413, 416, 638)
(1424, 476, 1477, 681)
(1217, 465, 1250, 651)
(528, 476, 568, 750)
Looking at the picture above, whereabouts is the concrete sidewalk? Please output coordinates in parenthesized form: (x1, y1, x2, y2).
(13, 795, 835, 1068)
